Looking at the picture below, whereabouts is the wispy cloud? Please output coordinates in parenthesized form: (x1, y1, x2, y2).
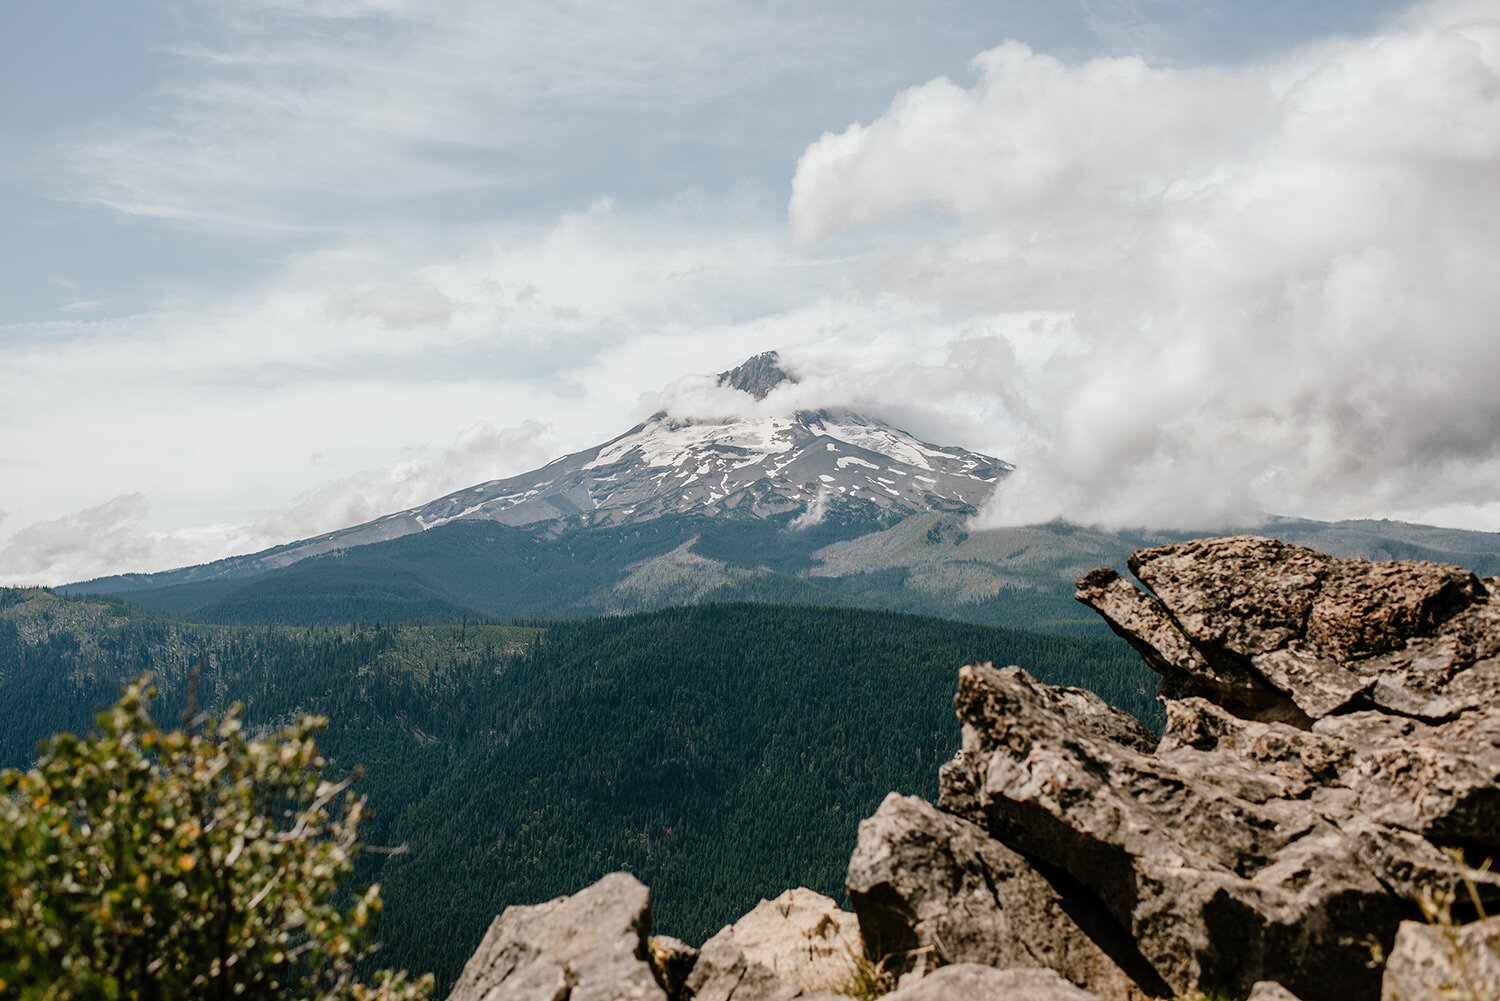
(791, 0, 1500, 531)
(41, 0, 934, 235)
(0, 421, 561, 587)
(250, 420, 557, 543)
(0, 494, 182, 584)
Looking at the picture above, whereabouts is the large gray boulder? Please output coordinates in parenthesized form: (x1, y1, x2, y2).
(448, 872, 665, 1001)
(938, 663, 1410, 1000)
(1076, 536, 1500, 722)
(846, 793, 1164, 1000)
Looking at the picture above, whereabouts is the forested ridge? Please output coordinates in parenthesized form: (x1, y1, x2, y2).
(0, 589, 1156, 990)
(61, 514, 1124, 636)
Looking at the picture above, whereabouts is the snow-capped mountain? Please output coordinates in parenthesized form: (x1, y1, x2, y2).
(397, 407, 1006, 529)
(275, 353, 1007, 555)
(71, 353, 1011, 589)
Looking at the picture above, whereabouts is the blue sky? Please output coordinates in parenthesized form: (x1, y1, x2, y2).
(3, 0, 1496, 584)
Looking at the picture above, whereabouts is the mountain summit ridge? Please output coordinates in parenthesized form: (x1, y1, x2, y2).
(716, 350, 796, 400)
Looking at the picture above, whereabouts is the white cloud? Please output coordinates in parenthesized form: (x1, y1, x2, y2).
(790, 41, 1262, 243)
(790, 1, 1500, 532)
(0, 421, 559, 587)
(788, 487, 832, 529)
(40, 0, 914, 235)
(0, 200, 829, 584)
(10, 0, 1500, 588)
(0, 495, 189, 585)
(249, 420, 556, 541)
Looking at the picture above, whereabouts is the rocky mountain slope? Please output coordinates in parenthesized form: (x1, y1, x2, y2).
(448, 537, 1500, 1001)
(69, 352, 1009, 596)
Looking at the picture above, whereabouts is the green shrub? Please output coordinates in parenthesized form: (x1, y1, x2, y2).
(0, 676, 432, 1001)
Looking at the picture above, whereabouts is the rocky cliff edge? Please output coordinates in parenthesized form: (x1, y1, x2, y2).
(447, 537, 1500, 1001)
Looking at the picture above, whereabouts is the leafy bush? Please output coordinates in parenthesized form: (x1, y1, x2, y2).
(0, 676, 432, 1001)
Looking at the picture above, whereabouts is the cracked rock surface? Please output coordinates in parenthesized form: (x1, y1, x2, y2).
(1075, 536, 1500, 723)
(448, 538, 1500, 1001)
(1381, 915, 1500, 1001)
(847, 792, 1163, 1000)
(854, 537, 1499, 1001)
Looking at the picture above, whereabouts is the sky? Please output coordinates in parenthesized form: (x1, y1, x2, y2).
(3, 0, 1498, 586)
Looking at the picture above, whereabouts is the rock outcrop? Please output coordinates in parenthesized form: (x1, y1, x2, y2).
(447, 536, 1500, 1001)
(684, 888, 860, 1001)
(448, 872, 664, 1001)
(922, 537, 1500, 1000)
(1382, 915, 1500, 1001)
(1075, 535, 1500, 723)
(846, 793, 1164, 999)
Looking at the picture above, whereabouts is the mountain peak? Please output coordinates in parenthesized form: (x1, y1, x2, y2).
(717, 351, 796, 400)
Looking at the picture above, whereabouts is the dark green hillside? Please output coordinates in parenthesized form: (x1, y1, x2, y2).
(328, 604, 1155, 986)
(0, 590, 1155, 991)
(63, 512, 1500, 635)
(126, 516, 828, 624)
(77, 514, 1126, 636)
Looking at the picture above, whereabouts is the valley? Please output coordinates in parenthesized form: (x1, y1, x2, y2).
(0, 589, 1152, 990)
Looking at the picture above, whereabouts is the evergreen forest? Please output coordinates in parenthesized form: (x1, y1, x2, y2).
(0, 589, 1157, 991)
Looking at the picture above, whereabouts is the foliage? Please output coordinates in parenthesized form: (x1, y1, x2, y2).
(810, 950, 898, 1001)
(0, 677, 433, 1001)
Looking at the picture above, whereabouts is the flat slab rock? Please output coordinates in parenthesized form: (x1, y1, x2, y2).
(879, 964, 1104, 1001)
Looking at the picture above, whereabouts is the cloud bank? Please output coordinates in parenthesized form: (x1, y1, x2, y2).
(791, 0, 1500, 531)
(0, 200, 825, 585)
